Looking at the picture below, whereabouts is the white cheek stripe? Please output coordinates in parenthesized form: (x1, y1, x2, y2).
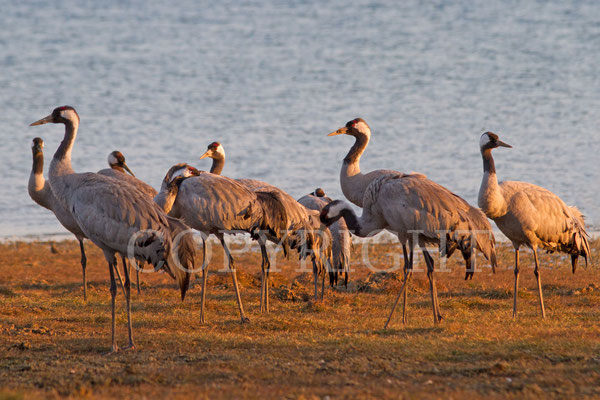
(479, 133, 490, 148)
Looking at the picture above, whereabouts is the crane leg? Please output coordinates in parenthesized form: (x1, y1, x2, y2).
(385, 245, 413, 329)
(135, 262, 141, 295)
(259, 243, 269, 313)
(265, 250, 270, 313)
(219, 235, 249, 323)
(107, 258, 119, 354)
(402, 245, 414, 324)
(79, 240, 87, 303)
(113, 256, 127, 298)
(312, 259, 319, 301)
(121, 256, 135, 350)
(321, 264, 325, 301)
(423, 248, 443, 324)
(199, 241, 208, 324)
(513, 248, 520, 320)
(533, 249, 546, 319)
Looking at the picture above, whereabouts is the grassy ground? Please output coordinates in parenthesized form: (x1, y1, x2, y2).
(1, 238, 599, 399)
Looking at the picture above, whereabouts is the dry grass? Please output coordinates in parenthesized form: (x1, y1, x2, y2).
(1, 239, 599, 399)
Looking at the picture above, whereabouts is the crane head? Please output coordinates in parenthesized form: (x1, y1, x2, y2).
(199, 141, 225, 160)
(327, 118, 370, 137)
(108, 150, 135, 177)
(479, 132, 512, 151)
(30, 106, 79, 126)
(31, 137, 44, 154)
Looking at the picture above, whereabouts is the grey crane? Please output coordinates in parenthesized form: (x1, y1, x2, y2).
(28, 137, 90, 302)
(298, 189, 352, 288)
(155, 163, 267, 323)
(328, 118, 487, 323)
(478, 132, 591, 319)
(320, 173, 498, 326)
(98, 150, 159, 293)
(199, 142, 334, 305)
(30, 106, 194, 353)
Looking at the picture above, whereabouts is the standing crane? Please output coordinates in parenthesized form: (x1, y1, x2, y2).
(28, 137, 90, 302)
(478, 132, 591, 319)
(98, 150, 158, 293)
(328, 118, 490, 323)
(320, 173, 498, 326)
(155, 163, 266, 323)
(30, 106, 194, 353)
(199, 142, 334, 304)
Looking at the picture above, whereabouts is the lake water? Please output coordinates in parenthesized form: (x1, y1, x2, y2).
(1, 0, 598, 240)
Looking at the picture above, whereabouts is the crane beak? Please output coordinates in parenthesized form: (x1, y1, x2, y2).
(199, 150, 210, 160)
(327, 127, 347, 136)
(30, 114, 54, 126)
(122, 162, 136, 177)
(497, 140, 512, 148)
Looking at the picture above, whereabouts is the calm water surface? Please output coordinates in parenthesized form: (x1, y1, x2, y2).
(1, 0, 598, 239)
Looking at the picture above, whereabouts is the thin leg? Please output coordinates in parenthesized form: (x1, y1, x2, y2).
(320, 261, 325, 300)
(423, 248, 442, 324)
(401, 244, 410, 324)
(219, 235, 249, 323)
(265, 250, 270, 313)
(513, 248, 520, 320)
(533, 249, 546, 319)
(79, 240, 87, 302)
(113, 257, 127, 298)
(312, 259, 319, 301)
(121, 256, 135, 350)
(259, 243, 267, 313)
(107, 259, 118, 354)
(136, 262, 141, 295)
(385, 267, 412, 329)
(199, 240, 208, 324)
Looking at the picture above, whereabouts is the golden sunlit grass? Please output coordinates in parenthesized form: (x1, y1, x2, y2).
(1, 239, 599, 399)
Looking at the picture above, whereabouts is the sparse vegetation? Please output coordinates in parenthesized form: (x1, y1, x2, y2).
(1, 239, 599, 398)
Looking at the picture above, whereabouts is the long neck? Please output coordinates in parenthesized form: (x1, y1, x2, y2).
(342, 133, 369, 177)
(478, 149, 507, 218)
(29, 150, 49, 205)
(111, 165, 125, 173)
(50, 120, 79, 179)
(481, 148, 496, 175)
(155, 180, 181, 216)
(210, 155, 225, 175)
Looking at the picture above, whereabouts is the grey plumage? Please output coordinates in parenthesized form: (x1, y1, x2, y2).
(321, 173, 498, 326)
(200, 142, 335, 303)
(30, 106, 194, 353)
(98, 150, 158, 293)
(28, 137, 89, 302)
(478, 132, 591, 319)
(156, 164, 265, 323)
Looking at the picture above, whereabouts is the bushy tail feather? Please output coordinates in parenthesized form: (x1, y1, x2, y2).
(568, 206, 591, 272)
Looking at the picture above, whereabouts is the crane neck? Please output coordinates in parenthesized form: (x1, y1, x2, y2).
(111, 164, 125, 173)
(481, 148, 496, 175)
(32, 149, 44, 176)
(210, 155, 225, 175)
(29, 149, 48, 201)
(50, 119, 78, 179)
(342, 133, 369, 176)
(478, 148, 507, 218)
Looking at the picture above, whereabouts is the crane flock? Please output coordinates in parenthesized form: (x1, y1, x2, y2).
(28, 106, 592, 352)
